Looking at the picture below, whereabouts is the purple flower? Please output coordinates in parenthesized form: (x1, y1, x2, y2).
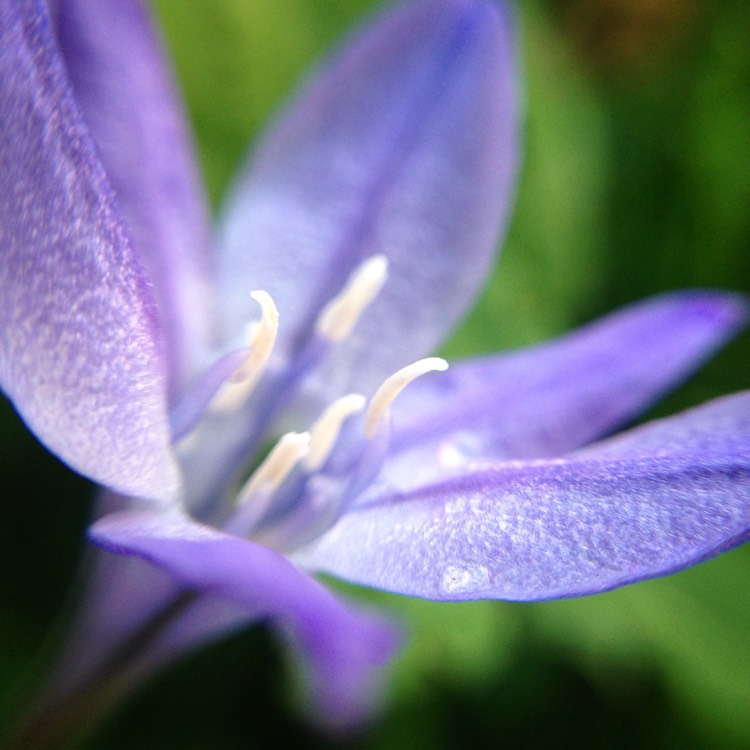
(1, 0, 749, 741)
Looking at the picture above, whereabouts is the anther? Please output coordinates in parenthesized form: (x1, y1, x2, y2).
(364, 357, 449, 438)
(305, 393, 367, 471)
(235, 431, 311, 509)
(211, 290, 279, 412)
(315, 255, 389, 342)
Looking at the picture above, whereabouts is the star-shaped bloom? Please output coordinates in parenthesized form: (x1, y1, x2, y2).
(1, 0, 749, 739)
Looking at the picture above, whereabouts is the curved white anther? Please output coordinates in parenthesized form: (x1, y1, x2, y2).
(364, 357, 449, 438)
(211, 290, 279, 412)
(315, 255, 389, 342)
(305, 393, 367, 471)
(235, 431, 311, 509)
(232, 290, 279, 382)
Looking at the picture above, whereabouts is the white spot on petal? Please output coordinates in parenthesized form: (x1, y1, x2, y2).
(440, 564, 490, 595)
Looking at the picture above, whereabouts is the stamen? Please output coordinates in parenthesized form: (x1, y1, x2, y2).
(305, 393, 367, 471)
(231, 291, 279, 382)
(364, 357, 449, 438)
(315, 255, 389, 342)
(211, 290, 279, 412)
(235, 431, 311, 509)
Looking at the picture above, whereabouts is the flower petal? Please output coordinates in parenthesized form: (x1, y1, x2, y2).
(386, 292, 747, 487)
(217, 0, 518, 397)
(0, 0, 180, 504)
(90, 511, 401, 726)
(51, 0, 214, 393)
(293, 392, 750, 601)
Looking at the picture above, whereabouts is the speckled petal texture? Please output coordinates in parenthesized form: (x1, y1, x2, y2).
(293, 393, 750, 600)
(52, 0, 214, 394)
(0, 0, 180, 504)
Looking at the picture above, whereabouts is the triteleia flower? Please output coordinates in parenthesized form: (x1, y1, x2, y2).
(1, 0, 749, 743)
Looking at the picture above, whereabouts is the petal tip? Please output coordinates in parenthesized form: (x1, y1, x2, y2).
(685, 289, 749, 327)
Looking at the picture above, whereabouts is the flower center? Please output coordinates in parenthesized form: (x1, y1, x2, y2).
(173, 255, 448, 550)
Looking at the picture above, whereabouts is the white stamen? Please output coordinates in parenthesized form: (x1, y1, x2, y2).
(305, 393, 367, 471)
(235, 431, 311, 508)
(211, 290, 279, 412)
(364, 357, 449, 438)
(315, 255, 389, 342)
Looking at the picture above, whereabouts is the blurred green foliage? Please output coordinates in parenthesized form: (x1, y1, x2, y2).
(1, 0, 748, 747)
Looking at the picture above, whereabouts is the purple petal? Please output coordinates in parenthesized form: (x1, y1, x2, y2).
(90, 511, 401, 726)
(293, 393, 750, 601)
(51, 0, 215, 395)
(0, 0, 180, 503)
(577, 390, 750, 459)
(386, 292, 747, 487)
(218, 0, 518, 398)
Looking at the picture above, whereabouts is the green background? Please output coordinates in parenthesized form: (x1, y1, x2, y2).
(1, 0, 749, 747)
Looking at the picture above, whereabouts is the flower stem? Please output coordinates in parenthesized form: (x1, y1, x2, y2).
(3, 590, 198, 750)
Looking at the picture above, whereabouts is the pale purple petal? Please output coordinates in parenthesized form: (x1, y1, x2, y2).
(0, 0, 180, 504)
(293, 393, 750, 601)
(51, 0, 215, 394)
(218, 0, 518, 398)
(90, 511, 401, 726)
(577, 390, 750, 460)
(386, 292, 747, 488)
